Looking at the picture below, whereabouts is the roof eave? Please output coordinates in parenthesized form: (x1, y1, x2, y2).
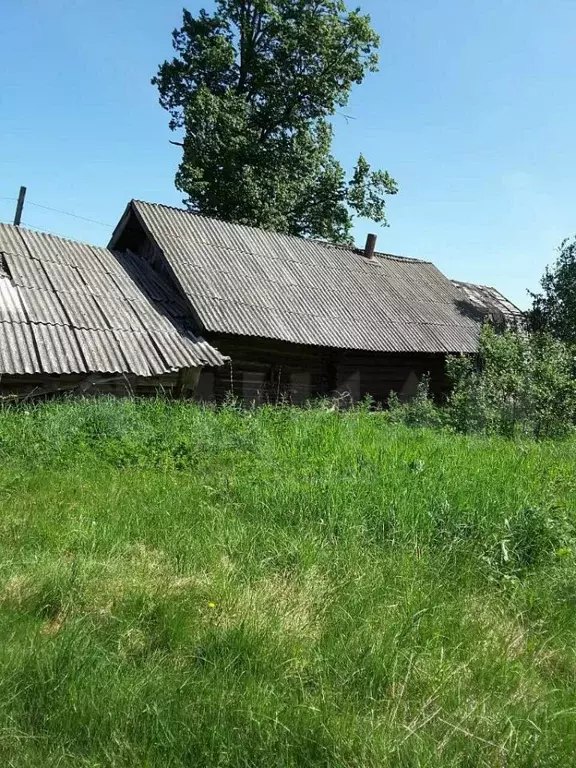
(107, 201, 135, 250)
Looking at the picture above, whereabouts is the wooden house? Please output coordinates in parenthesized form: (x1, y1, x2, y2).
(109, 200, 522, 405)
(0, 223, 224, 398)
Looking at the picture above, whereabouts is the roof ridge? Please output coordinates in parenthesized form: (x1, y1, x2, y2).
(315, 239, 428, 264)
(131, 199, 429, 263)
(374, 250, 428, 264)
(132, 200, 348, 248)
(453, 278, 508, 294)
(0, 221, 110, 252)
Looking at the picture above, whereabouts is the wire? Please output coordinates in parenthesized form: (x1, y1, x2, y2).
(0, 197, 113, 228)
(24, 201, 113, 228)
(0, 217, 100, 242)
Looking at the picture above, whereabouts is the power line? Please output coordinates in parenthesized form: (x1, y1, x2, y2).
(24, 200, 113, 228)
(0, 196, 113, 228)
(1, 216, 104, 242)
(1, 219, 95, 248)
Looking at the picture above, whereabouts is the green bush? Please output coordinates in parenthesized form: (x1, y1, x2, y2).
(446, 325, 576, 438)
(385, 325, 576, 439)
(387, 376, 444, 429)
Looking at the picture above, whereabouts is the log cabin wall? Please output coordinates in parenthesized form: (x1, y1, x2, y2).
(335, 350, 450, 404)
(200, 334, 326, 404)
(197, 334, 450, 406)
(0, 372, 194, 400)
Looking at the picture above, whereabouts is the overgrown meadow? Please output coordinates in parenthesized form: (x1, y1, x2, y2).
(0, 398, 575, 766)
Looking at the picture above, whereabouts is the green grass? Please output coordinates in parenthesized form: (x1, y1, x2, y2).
(0, 398, 576, 766)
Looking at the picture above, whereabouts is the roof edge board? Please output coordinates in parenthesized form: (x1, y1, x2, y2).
(108, 202, 133, 250)
(123, 202, 209, 336)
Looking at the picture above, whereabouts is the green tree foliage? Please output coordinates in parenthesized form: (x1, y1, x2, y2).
(153, 1, 398, 242)
(529, 236, 576, 342)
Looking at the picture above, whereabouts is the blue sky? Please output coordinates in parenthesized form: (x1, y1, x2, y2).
(2, 0, 576, 308)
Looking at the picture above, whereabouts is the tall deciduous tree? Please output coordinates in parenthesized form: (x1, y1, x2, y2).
(529, 237, 576, 343)
(153, 0, 397, 243)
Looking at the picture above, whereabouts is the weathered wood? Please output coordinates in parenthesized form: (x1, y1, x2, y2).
(174, 366, 201, 399)
(0, 370, 198, 400)
(336, 349, 449, 403)
(203, 333, 450, 406)
(0, 341, 450, 405)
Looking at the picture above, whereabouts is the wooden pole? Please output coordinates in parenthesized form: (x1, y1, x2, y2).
(13, 186, 26, 227)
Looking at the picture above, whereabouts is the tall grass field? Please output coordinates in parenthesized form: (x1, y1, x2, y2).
(0, 398, 575, 766)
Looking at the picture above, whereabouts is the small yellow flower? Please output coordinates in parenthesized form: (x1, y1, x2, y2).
(207, 601, 216, 609)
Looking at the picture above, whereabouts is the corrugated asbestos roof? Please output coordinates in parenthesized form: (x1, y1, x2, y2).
(451, 280, 524, 328)
(123, 200, 513, 354)
(0, 224, 225, 376)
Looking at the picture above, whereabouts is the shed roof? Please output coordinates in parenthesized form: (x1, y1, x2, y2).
(0, 224, 225, 376)
(112, 200, 513, 354)
(451, 280, 524, 328)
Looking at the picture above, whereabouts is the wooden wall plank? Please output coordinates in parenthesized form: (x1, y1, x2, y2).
(204, 333, 451, 405)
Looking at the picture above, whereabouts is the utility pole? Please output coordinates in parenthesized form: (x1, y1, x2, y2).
(13, 186, 26, 227)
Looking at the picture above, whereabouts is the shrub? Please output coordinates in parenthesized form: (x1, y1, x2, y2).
(447, 325, 576, 439)
(387, 375, 444, 429)
(385, 325, 576, 439)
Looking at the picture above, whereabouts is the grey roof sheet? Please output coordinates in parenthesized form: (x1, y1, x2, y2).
(33, 322, 86, 374)
(73, 328, 128, 374)
(19, 286, 70, 326)
(60, 291, 108, 330)
(451, 281, 523, 327)
(0, 321, 37, 374)
(127, 200, 503, 354)
(3, 251, 51, 291)
(0, 279, 27, 323)
(0, 224, 225, 376)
